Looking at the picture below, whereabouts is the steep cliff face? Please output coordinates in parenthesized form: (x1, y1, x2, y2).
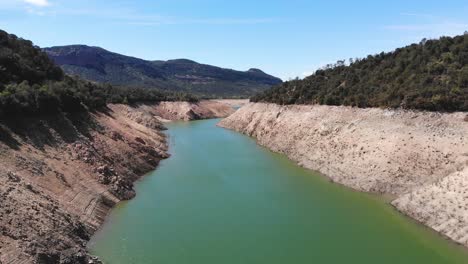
(219, 103, 468, 246)
(0, 101, 232, 263)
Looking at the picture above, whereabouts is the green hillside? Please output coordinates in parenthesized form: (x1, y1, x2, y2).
(252, 34, 468, 112)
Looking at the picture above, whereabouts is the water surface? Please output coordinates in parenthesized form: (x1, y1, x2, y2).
(90, 119, 468, 264)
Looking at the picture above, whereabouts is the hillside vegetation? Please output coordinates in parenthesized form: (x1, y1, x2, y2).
(0, 29, 196, 117)
(44, 45, 282, 98)
(252, 34, 468, 111)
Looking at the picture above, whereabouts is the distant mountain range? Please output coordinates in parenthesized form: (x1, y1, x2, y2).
(44, 45, 282, 97)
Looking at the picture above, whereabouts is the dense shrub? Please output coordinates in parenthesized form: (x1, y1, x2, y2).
(252, 34, 468, 112)
(0, 30, 63, 85)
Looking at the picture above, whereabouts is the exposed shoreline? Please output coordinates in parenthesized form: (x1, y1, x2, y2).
(3, 99, 467, 262)
(219, 102, 468, 248)
(0, 100, 233, 263)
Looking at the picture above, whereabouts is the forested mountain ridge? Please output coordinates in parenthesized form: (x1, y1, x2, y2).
(0, 31, 63, 85)
(252, 34, 468, 111)
(44, 45, 282, 98)
(0, 29, 197, 117)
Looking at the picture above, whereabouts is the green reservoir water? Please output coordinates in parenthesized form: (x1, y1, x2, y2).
(89, 119, 468, 264)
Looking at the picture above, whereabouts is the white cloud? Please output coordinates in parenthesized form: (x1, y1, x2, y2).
(125, 18, 273, 27)
(43, 6, 273, 26)
(385, 22, 468, 31)
(384, 13, 468, 37)
(400, 13, 437, 19)
(0, 0, 50, 15)
(23, 0, 49, 7)
(26, 6, 45, 15)
(384, 22, 468, 37)
(1, 2, 272, 25)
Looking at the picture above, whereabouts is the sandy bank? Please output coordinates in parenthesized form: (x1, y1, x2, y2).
(212, 99, 250, 108)
(0, 100, 231, 263)
(219, 102, 468, 247)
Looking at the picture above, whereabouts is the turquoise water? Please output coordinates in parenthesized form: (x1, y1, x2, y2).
(89, 119, 468, 264)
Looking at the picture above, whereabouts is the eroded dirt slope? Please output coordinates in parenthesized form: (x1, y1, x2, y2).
(0, 100, 232, 264)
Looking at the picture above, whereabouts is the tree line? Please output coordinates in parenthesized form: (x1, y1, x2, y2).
(252, 34, 468, 112)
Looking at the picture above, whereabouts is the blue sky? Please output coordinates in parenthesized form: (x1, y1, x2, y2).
(1, 0, 467, 80)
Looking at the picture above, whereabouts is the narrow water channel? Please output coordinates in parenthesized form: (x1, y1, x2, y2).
(89, 119, 468, 264)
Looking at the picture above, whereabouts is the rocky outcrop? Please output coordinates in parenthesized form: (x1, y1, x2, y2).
(219, 103, 468, 246)
(0, 100, 231, 263)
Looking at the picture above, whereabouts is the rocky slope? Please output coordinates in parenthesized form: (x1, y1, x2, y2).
(43, 45, 282, 97)
(0, 100, 231, 263)
(140, 100, 234, 121)
(212, 99, 250, 108)
(219, 103, 468, 246)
